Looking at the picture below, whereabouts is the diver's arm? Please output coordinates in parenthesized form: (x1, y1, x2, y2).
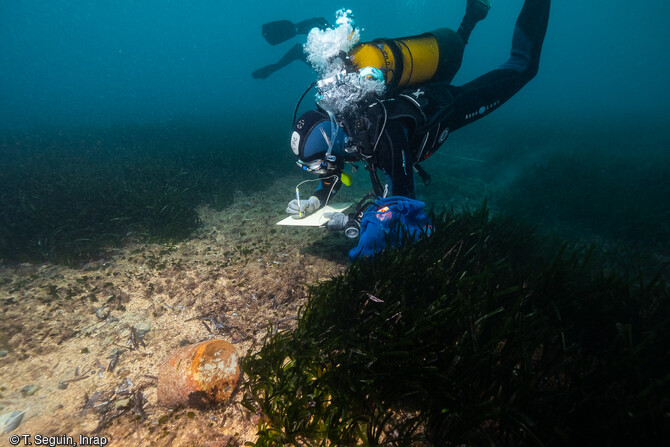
(286, 172, 343, 218)
(312, 173, 343, 206)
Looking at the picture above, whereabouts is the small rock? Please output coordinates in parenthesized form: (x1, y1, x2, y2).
(57, 381, 69, 390)
(157, 339, 240, 408)
(135, 322, 151, 337)
(21, 384, 38, 397)
(95, 307, 110, 320)
(0, 350, 8, 357)
(115, 398, 130, 409)
(0, 410, 25, 433)
(109, 348, 125, 357)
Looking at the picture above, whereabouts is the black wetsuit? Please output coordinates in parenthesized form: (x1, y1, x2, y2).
(312, 0, 551, 202)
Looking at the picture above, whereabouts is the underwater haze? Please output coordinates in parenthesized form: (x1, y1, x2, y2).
(2, 3, 670, 444)
(2, 0, 670, 264)
(2, 0, 669, 129)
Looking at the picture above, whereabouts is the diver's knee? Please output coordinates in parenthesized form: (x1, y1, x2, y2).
(524, 62, 540, 81)
(429, 28, 465, 83)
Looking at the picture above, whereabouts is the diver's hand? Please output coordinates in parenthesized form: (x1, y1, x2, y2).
(323, 212, 349, 231)
(286, 196, 321, 219)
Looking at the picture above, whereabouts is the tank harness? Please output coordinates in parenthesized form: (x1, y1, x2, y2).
(348, 28, 464, 90)
(340, 83, 456, 197)
(292, 28, 462, 197)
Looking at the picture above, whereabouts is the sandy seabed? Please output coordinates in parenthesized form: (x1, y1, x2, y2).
(0, 169, 489, 446)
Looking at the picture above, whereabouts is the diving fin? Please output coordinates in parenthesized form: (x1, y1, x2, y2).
(252, 63, 279, 79)
(295, 17, 328, 35)
(262, 20, 297, 46)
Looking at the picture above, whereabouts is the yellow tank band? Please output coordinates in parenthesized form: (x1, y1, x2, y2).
(349, 34, 440, 88)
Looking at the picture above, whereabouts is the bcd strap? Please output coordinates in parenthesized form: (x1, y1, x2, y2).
(366, 162, 385, 197)
(414, 163, 431, 186)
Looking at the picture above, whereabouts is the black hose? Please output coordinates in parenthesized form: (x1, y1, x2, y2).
(292, 81, 318, 126)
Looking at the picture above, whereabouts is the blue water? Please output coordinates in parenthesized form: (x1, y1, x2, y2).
(2, 0, 669, 130)
(1, 0, 670, 265)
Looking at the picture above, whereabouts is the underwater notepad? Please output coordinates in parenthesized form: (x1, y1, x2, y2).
(276, 202, 354, 227)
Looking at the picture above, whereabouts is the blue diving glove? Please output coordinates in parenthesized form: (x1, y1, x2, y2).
(323, 212, 349, 231)
(286, 196, 320, 219)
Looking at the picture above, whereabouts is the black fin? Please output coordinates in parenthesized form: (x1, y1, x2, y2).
(252, 64, 278, 79)
(262, 20, 297, 46)
(295, 17, 328, 35)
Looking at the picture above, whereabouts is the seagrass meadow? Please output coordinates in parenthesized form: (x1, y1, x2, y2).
(241, 207, 670, 446)
(1, 120, 669, 444)
(2, 1, 670, 445)
(0, 122, 291, 266)
(496, 120, 670, 261)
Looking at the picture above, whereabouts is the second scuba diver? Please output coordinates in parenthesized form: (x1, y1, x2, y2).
(253, 17, 329, 79)
(286, 0, 551, 233)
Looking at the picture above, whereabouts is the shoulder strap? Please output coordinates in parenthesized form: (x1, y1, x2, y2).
(398, 84, 455, 130)
(393, 84, 456, 162)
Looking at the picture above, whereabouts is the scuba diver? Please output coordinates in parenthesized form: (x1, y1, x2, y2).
(286, 0, 550, 234)
(252, 17, 329, 79)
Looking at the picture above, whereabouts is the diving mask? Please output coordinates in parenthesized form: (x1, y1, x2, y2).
(296, 158, 328, 174)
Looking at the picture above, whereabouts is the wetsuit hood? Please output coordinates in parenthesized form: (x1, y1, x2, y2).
(291, 109, 347, 163)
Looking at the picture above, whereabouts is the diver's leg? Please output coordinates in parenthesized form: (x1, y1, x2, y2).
(252, 43, 307, 79)
(457, 0, 491, 43)
(430, 28, 466, 84)
(279, 43, 308, 65)
(261, 18, 329, 46)
(252, 63, 280, 79)
(295, 17, 329, 35)
(447, 0, 550, 130)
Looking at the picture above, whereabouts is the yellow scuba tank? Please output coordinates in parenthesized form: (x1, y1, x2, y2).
(349, 28, 464, 89)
